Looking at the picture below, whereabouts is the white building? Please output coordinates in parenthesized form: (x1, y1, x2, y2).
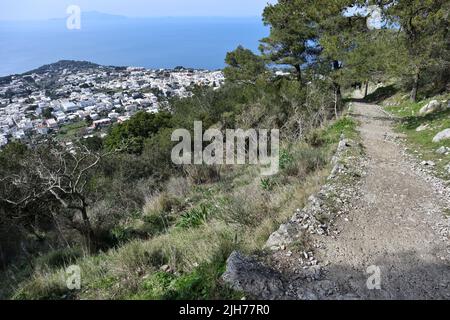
(46, 118, 58, 128)
(13, 129, 26, 140)
(0, 135, 7, 147)
(61, 101, 79, 112)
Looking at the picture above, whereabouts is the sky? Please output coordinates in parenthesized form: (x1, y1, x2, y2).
(0, 0, 273, 21)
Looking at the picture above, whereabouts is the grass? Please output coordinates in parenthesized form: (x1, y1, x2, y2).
(56, 121, 87, 140)
(385, 93, 450, 179)
(443, 208, 450, 219)
(6, 115, 359, 300)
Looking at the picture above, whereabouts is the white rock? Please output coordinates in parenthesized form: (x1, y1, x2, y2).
(432, 129, 450, 143)
(416, 124, 430, 132)
(421, 160, 436, 167)
(436, 146, 449, 154)
(419, 100, 442, 115)
(160, 265, 171, 272)
(445, 164, 450, 174)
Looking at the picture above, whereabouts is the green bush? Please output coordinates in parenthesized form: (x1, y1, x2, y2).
(282, 146, 326, 178)
(279, 149, 294, 170)
(176, 204, 210, 229)
(260, 177, 274, 191)
(306, 129, 326, 147)
(133, 252, 239, 300)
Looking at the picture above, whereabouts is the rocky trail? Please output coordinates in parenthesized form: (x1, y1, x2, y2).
(224, 102, 450, 300)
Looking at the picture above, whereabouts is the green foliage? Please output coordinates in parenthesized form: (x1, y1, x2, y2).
(386, 0, 449, 100)
(42, 107, 54, 119)
(339, 31, 399, 91)
(81, 135, 103, 151)
(110, 226, 135, 245)
(279, 149, 294, 170)
(260, 177, 274, 191)
(0, 142, 29, 169)
(134, 253, 239, 300)
(386, 94, 450, 177)
(105, 111, 173, 154)
(323, 116, 358, 143)
(224, 46, 267, 82)
(281, 146, 327, 178)
(260, 0, 322, 79)
(85, 115, 93, 127)
(35, 247, 83, 270)
(176, 204, 210, 229)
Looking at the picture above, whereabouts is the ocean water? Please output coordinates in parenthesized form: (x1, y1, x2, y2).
(0, 15, 268, 76)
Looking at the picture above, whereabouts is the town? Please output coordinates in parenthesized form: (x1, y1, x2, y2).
(0, 60, 224, 147)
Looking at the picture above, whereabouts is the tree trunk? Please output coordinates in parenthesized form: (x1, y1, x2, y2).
(364, 80, 369, 98)
(80, 205, 95, 253)
(334, 88, 339, 119)
(410, 71, 420, 102)
(294, 64, 302, 82)
(333, 82, 342, 117)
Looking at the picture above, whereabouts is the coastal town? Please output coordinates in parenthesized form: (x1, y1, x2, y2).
(0, 60, 224, 147)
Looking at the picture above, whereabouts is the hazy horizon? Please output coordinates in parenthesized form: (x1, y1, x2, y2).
(0, 0, 274, 21)
(0, 11, 265, 22)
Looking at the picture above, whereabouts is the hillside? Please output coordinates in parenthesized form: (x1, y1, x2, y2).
(1, 0, 448, 303)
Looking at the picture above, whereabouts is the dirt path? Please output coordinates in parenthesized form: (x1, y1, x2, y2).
(224, 102, 450, 300)
(311, 102, 450, 299)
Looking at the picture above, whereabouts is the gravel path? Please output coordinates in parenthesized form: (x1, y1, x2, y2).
(313, 102, 450, 299)
(224, 102, 450, 299)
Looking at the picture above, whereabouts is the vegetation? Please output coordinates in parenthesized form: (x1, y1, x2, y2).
(4, 116, 357, 300)
(384, 90, 450, 178)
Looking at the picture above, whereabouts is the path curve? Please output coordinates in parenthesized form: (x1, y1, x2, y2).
(224, 102, 450, 300)
(312, 102, 450, 299)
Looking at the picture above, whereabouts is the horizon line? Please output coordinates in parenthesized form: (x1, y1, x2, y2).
(0, 12, 263, 23)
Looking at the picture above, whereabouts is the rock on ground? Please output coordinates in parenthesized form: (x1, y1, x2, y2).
(433, 129, 450, 143)
(419, 100, 445, 115)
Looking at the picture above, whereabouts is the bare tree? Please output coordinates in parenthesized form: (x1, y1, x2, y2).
(1, 142, 118, 252)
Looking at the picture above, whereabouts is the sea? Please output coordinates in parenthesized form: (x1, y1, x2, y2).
(0, 14, 268, 76)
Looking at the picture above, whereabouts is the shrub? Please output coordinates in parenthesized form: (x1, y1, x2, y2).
(260, 177, 274, 191)
(184, 164, 221, 185)
(134, 252, 239, 300)
(143, 192, 180, 216)
(220, 185, 271, 227)
(282, 146, 326, 178)
(176, 204, 210, 229)
(166, 176, 191, 198)
(109, 226, 135, 245)
(141, 213, 171, 234)
(167, 253, 238, 300)
(12, 270, 70, 300)
(34, 247, 83, 271)
(306, 129, 326, 147)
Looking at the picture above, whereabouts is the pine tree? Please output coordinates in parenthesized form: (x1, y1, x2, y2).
(386, 0, 449, 101)
(224, 46, 267, 82)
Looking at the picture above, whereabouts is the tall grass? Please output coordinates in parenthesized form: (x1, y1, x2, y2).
(8, 116, 358, 300)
